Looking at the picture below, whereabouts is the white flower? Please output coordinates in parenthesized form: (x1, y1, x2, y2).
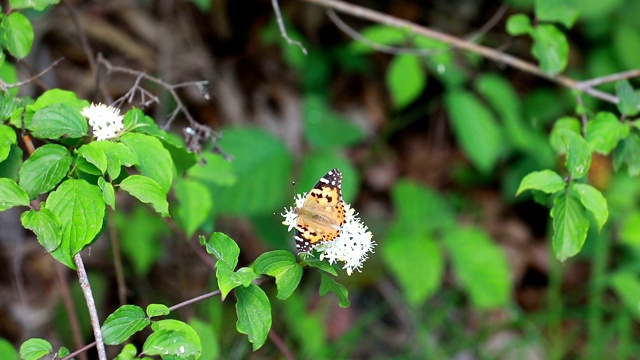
(281, 194, 376, 276)
(81, 103, 124, 141)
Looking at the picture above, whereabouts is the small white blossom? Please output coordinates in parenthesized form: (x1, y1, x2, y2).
(281, 194, 376, 275)
(81, 103, 124, 141)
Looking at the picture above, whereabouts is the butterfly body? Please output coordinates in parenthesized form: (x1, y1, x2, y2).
(294, 169, 346, 252)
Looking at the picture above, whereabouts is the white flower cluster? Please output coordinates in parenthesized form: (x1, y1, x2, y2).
(81, 103, 124, 141)
(282, 195, 375, 276)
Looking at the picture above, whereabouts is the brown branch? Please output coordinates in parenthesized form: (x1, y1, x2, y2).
(302, 0, 619, 104)
(576, 69, 640, 89)
(1, 57, 64, 91)
(73, 253, 107, 360)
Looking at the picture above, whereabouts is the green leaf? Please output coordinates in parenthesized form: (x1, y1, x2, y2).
(616, 80, 640, 116)
(201, 232, 240, 269)
(0, 124, 17, 162)
(45, 179, 105, 268)
(98, 177, 115, 210)
(302, 95, 365, 148)
(19, 144, 72, 199)
(549, 116, 581, 153)
(102, 305, 150, 345)
(253, 250, 303, 300)
(146, 303, 170, 318)
(386, 54, 426, 109)
(114, 343, 137, 360)
(149, 319, 202, 358)
(614, 130, 640, 176)
(3, 12, 33, 58)
(30, 104, 88, 139)
(187, 152, 237, 187)
(610, 272, 640, 320)
(78, 142, 108, 174)
(189, 318, 219, 360)
(19, 338, 52, 360)
(319, 273, 350, 307)
(555, 129, 592, 179)
(211, 128, 292, 215)
(392, 180, 455, 232)
(0, 338, 18, 360)
(119, 175, 169, 217)
(586, 112, 629, 154)
(142, 329, 199, 357)
(381, 228, 443, 306)
(235, 284, 272, 351)
(444, 227, 511, 309)
(30, 89, 88, 112)
(173, 178, 213, 237)
(550, 191, 589, 261)
(614, 23, 640, 73)
(506, 14, 532, 35)
(621, 211, 640, 245)
(234, 267, 259, 287)
(21, 208, 61, 252)
(535, 0, 579, 28)
(0, 178, 29, 210)
(445, 90, 505, 174)
(9, 0, 60, 11)
(216, 265, 240, 300)
(305, 258, 338, 276)
(572, 183, 608, 230)
(88, 141, 137, 180)
(0, 144, 22, 181)
(516, 170, 566, 196)
(116, 207, 168, 277)
(349, 25, 408, 54)
(120, 132, 173, 193)
(531, 24, 569, 75)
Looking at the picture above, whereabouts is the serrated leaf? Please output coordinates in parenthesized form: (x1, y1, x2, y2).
(120, 175, 169, 217)
(516, 170, 565, 196)
(586, 112, 629, 154)
(146, 304, 170, 318)
(506, 14, 532, 35)
(0, 178, 29, 210)
(572, 183, 608, 230)
(381, 228, 443, 306)
(444, 227, 510, 309)
(3, 12, 33, 58)
(21, 208, 61, 252)
(386, 54, 426, 109)
(550, 191, 589, 261)
(19, 338, 52, 360)
(120, 132, 173, 193)
(19, 144, 72, 199)
(45, 179, 105, 268)
(445, 90, 505, 174)
(319, 273, 350, 307)
(535, 0, 579, 28)
(174, 178, 213, 237)
(531, 24, 568, 76)
(235, 284, 271, 351)
(616, 80, 640, 116)
(30, 103, 88, 139)
(201, 232, 240, 269)
(253, 250, 303, 300)
(0, 124, 17, 162)
(102, 305, 150, 345)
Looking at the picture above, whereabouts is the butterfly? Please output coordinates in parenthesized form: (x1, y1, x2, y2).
(294, 168, 346, 252)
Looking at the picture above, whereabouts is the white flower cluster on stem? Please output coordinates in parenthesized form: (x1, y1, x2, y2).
(81, 103, 124, 141)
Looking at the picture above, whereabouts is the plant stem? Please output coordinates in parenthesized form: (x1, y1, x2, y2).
(73, 253, 107, 360)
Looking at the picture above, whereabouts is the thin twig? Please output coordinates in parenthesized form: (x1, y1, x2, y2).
(302, 0, 619, 104)
(575, 69, 640, 89)
(272, 0, 308, 55)
(1, 58, 64, 91)
(55, 263, 88, 360)
(73, 253, 107, 360)
(168, 290, 221, 311)
(269, 330, 296, 360)
(64, 0, 96, 72)
(465, 4, 509, 43)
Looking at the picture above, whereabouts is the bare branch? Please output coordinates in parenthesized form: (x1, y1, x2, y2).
(576, 69, 640, 89)
(272, 0, 308, 55)
(1, 57, 65, 91)
(74, 254, 107, 360)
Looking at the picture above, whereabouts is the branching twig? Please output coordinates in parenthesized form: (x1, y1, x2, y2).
(272, 0, 308, 55)
(575, 69, 640, 89)
(302, 0, 621, 104)
(0, 57, 64, 92)
(73, 253, 107, 360)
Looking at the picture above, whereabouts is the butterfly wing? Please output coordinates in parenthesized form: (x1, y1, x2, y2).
(294, 169, 346, 252)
